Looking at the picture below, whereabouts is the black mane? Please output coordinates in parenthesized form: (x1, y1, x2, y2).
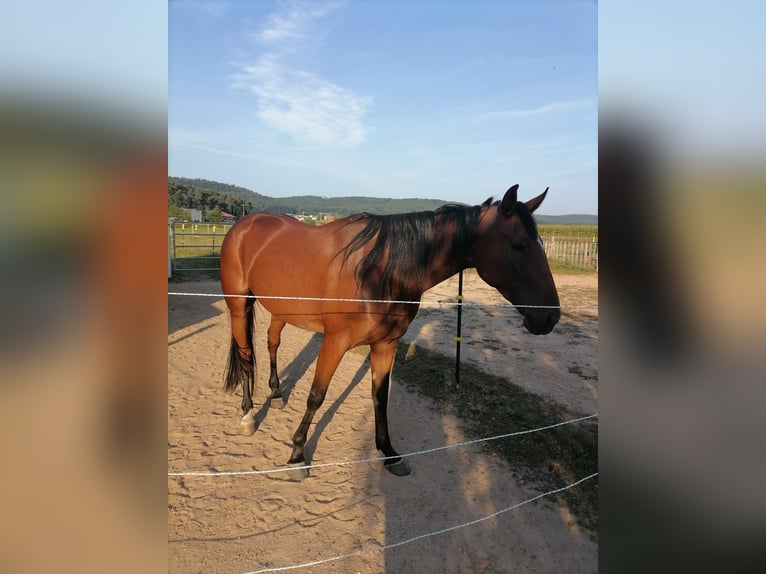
(339, 198, 539, 301)
(339, 204, 477, 300)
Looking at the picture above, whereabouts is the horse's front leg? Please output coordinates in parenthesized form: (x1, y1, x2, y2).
(370, 340, 410, 476)
(266, 318, 286, 408)
(287, 335, 347, 480)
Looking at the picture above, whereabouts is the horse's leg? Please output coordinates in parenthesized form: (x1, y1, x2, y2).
(370, 340, 410, 476)
(223, 293, 256, 434)
(287, 335, 346, 479)
(266, 318, 286, 408)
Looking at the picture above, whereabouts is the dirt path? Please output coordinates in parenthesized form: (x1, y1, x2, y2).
(168, 273, 597, 573)
(405, 272, 598, 415)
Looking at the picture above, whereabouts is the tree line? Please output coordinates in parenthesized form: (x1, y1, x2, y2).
(168, 177, 449, 220)
(168, 177, 597, 224)
(168, 181, 261, 222)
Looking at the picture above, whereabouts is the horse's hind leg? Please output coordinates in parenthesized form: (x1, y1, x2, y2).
(222, 291, 257, 434)
(266, 318, 286, 408)
(370, 340, 410, 476)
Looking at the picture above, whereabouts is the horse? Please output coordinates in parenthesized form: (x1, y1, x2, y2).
(219, 184, 560, 478)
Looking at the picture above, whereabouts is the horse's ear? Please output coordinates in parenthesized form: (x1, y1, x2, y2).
(499, 184, 519, 215)
(525, 187, 549, 213)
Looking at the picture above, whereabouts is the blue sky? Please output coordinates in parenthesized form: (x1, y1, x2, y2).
(599, 0, 766, 162)
(169, 1, 597, 215)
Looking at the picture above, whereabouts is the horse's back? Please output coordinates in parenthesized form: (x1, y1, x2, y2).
(220, 213, 366, 319)
(223, 212, 351, 268)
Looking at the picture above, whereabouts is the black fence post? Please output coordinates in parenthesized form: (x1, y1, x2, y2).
(455, 269, 464, 386)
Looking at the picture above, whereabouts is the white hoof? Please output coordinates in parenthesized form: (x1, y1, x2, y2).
(270, 396, 286, 409)
(240, 411, 256, 435)
(288, 462, 310, 481)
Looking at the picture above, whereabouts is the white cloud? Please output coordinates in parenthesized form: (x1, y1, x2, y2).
(169, 128, 258, 159)
(254, 3, 341, 49)
(234, 2, 370, 147)
(483, 98, 595, 119)
(254, 13, 305, 47)
(234, 55, 371, 147)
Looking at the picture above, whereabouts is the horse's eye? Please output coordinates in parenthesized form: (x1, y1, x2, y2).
(510, 242, 528, 255)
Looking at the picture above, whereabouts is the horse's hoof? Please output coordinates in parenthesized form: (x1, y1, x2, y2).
(384, 459, 411, 476)
(288, 462, 310, 481)
(240, 412, 256, 436)
(270, 396, 286, 409)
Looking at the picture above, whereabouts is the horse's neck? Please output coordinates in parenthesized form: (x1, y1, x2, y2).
(422, 204, 492, 291)
(422, 225, 474, 291)
(423, 265, 464, 292)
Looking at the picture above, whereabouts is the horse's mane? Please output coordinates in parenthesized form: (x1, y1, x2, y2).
(340, 197, 537, 300)
(339, 197, 539, 300)
(339, 204, 479, 300)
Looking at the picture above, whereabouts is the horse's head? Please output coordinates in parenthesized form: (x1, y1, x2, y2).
(471, 185, 560, 335)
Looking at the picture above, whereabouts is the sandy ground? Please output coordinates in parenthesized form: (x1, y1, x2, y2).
(168, 273, 598, 573)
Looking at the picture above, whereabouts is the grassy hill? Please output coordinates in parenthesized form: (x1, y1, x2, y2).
(169, 177, 270, 203)
(169, 176, 449, 217)
(168, 176, 597, 223)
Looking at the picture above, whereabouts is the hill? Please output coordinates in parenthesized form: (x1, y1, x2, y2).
(170, 177, 270, 203)
(168, 176, 449, 217)
(168, 176, 596, 223)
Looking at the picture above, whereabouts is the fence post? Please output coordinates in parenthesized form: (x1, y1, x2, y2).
(172, 224, 177, 273)
(455, 270, 464, 386)
(168, 223, 172, 278)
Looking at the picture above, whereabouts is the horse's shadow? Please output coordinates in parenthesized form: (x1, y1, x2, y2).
(280, 331, 324, 401)
(251, 332, 323, 429)
(250, 332, 371, 463)
(304, 356, 370, 463)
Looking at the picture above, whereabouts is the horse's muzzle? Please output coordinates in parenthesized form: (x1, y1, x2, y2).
(522, 309, 560, 335)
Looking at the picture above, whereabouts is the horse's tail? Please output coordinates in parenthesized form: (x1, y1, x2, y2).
(223, 295, 255, 393)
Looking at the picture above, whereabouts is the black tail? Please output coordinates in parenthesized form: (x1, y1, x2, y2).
(223, 297, 255, 393)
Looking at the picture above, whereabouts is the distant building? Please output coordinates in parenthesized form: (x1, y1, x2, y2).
(221, 210, 237, 223)
(181, 208, 202, 222)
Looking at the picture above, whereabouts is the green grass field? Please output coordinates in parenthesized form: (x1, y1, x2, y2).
(171, 222, 233, 235)
(538, 224, 598, 242)
(169, 224, 228, 258)
(168, 224, 227, 275)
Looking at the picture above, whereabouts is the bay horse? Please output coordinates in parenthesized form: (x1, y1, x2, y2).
(219, 184, 560, 478)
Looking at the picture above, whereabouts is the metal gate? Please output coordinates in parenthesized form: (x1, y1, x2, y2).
(169, 222, 232, 274)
